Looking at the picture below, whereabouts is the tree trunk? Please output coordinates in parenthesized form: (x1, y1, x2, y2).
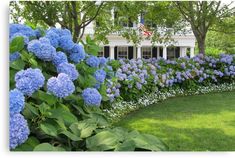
(192, 28, 206, 55)
(197, 38, 206, 55)
(71, 1, 79, 42)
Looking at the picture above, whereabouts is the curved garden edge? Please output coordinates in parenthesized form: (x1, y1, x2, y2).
(104, 82, 235, 123)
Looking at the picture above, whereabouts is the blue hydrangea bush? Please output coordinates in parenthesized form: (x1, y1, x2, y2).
(9, 24, 168, 151)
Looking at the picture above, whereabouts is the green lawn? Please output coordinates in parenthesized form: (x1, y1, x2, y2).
(115, 91, 235, 151)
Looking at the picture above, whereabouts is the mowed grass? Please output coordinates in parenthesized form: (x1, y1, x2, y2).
(115, 91, 235, 151)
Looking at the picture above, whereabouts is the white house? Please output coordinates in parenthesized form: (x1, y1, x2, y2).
(83, 12, 196, 60)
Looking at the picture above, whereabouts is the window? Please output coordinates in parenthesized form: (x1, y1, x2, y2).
(167, 47, 180, 60)
(98, 47, 104, 57)
(117, 46, 128, 59)
(141, 47, 152, 59)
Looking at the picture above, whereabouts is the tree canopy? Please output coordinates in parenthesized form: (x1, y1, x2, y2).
(10, 1, 235, 55)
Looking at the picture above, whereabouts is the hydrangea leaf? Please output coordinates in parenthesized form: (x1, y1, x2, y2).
(10, 36, 24, 53)
(32, 90, 57, 105)
(10, 59, 25, 70)
(40, 122, 58, 137)
(33, 143, 65, 151)
(86, 130, 119, 151)
(48, 104, 78, 126)
(59, 131, 82, 141)
(114, 139, 136, 151)
(72, 120, 97, 138)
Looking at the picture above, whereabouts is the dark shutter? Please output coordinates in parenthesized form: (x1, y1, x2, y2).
(128, 18, 133, 27)
(159, 47, 163, 57)
(128, 46, 133, 59)
(104, 46, 109, 58)
(152, 47, 157, 58)
(114, 46, 117, 60)
(175, 47, 180, 58)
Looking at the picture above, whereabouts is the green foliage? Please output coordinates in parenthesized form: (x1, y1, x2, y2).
(33, 143, 65, 151)
(86, 127, 168, 151)
(10, 36, 25, 53)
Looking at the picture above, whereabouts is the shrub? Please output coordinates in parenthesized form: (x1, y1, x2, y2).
(9, 23, 167, 151)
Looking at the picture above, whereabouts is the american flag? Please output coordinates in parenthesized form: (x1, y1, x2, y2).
(139, 22, 153, 36)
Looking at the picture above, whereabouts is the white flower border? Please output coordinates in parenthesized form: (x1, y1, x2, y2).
(104, 82, 235, 122)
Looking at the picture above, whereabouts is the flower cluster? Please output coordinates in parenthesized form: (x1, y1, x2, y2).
(9, 24, 36, 44)
(69, 44, 86, 64)
(52, 51, 68, 66)
(86, 55, 100, 67)
(10, 89, 25, 115)
(57, 62, 79, 81)
(116, 58, 148, 93)
(94, 69, 106, 83)
(47, 73, 75, 98)
(27, 39, 56, 61)
(9, 113, 30, 149)
(105, 79, 121, 102)
(82, 88, 102, 106)
(15, 68, 45, 96)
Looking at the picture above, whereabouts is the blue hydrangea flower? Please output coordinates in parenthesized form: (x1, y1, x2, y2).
(10, 113, 30, 149)
(52, 51, 68, 66)
(15, 68, 45, 96)
(60, 28, 72, 38)
(59, 35, 74, 51)
(47, 73, 75, 98)
(37, 44, 56, 61)
(10, 89, 25, 115)
(69, 44, 86, 63)
(86, 55, 100, 67)
(10, 52, 20, 62)
(57, 63, 79, 81)
(45, 30, 60, 48)
(82, 88, 102, 106)
(94, 69, 106, 83)
(39, 37, 51, 45)
(10, 24, 35, 38)
(27, 40, 56, 61)
(99, 57, 107, 66)
(27, 40, 41, 53)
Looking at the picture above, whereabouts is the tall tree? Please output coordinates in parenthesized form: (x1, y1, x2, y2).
(174, 1, 235, 55)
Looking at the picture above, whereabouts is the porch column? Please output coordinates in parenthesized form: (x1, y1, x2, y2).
(180, 47, 187, 57)
(157, 47, 160, 58)
(133, 46, 137, 59)
(190, 47, 195, 58)
(163, 46, 167, 59)
(137, 46, 141, 59)
(110, 46, 115, 59)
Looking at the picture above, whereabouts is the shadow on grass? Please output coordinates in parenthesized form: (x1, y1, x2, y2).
(143, 123, 235, 151)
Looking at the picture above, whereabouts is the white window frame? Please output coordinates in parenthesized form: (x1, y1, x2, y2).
(117, 46, 128, 59)
(141, 46, 152, 59)
(98, 46, 104, 57)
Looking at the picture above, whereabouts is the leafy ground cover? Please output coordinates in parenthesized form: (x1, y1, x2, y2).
(116, 91, 235, 151)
